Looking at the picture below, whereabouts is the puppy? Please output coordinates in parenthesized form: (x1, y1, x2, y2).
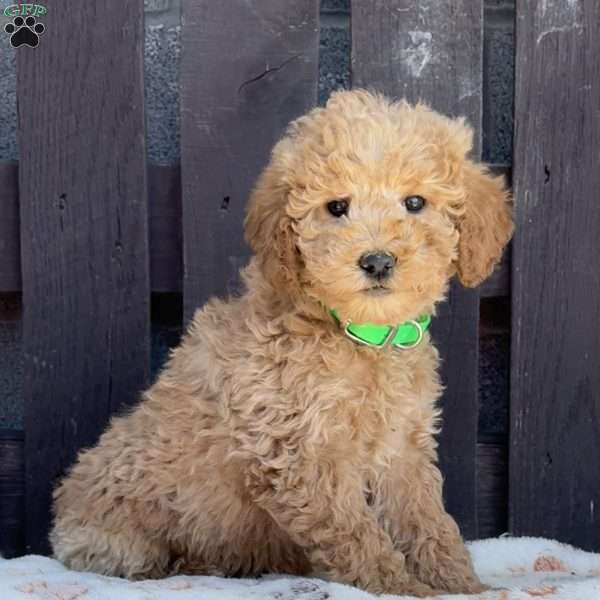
(51, 90, 513, 596)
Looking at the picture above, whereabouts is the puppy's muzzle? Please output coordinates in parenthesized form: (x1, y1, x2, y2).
(358, 251, 395, 280)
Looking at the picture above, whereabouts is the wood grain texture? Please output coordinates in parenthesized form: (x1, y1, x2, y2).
(351, 0, 484, 539)
(180, 0, 319, 321)
(0, 163, 182, 294)
(0, 430, 25, 558)
(510, 0, 600, 550)
(17, 0, 150, 554)
(0, 162, 20, 292)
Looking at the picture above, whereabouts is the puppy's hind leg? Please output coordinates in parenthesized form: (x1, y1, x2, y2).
(50, 517, 170, 579)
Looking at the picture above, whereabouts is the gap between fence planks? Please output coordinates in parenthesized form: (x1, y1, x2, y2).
(510, 0, 600, 551)
(16, 0, 150, 554)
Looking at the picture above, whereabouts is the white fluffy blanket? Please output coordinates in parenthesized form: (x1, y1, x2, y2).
(2, 537, 600, 599)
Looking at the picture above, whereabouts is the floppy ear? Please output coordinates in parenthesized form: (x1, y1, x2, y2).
(455, 163, 514, 287)
(244, 160, 301, 291)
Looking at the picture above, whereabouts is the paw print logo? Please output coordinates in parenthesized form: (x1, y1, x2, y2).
(5, 15, 45, 48)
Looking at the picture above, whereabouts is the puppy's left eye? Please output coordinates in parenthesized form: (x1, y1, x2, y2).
(404, 195, 426, 213)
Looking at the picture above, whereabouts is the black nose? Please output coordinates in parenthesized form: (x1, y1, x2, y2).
(358, 251, 395, 280)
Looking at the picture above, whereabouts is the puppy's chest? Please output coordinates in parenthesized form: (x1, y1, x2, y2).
(306, 346, 436, 462)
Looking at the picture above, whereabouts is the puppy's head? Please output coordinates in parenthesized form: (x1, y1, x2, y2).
(245, 90, 513, 324)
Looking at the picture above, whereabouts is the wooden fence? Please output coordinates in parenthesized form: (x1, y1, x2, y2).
(0, 0, 599, 558)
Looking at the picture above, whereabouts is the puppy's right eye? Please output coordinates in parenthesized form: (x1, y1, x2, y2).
(327, 198, 350, 218)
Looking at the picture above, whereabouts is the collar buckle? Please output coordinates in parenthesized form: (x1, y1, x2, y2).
(343, 320, 398, 349)
(394, 319, 424, 350)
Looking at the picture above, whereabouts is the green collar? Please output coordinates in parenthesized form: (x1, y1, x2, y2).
(329, 309, 431, 350)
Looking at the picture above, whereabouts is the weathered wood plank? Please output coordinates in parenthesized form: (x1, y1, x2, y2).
(0, 162, 182, 294)
(431, 283, 480, 539)
(180, 0, 319, 321)
(17, 0, 150, 554)
(0, 430, 25, 558)
(351, 0, 484, 539)
(0, 162, 20, 292)
(510, 0, 600, 550)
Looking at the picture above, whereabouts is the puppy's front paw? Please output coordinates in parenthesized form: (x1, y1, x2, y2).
(412, 546, 485, 595)
(370, 553, 443, 597)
